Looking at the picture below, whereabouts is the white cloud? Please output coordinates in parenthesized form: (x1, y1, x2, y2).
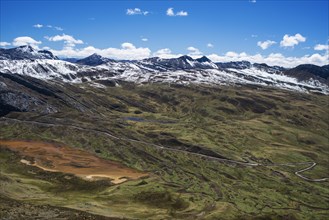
(166, 8, 175, 16)
(54, 26, 64, 31)
(314, 44, 329, 51)
(257, 40, 276, 50)
(251, 34, 258, 38)
(0, 42, 11, 47)
(166, 8, 188, 16)
(153, 48, 171, 56)
(46, 34, 83, 48)
(176, 11, 188, 16)
(12, 36, 42, 48)
(225, 51, 239, 57)
(141, 38, 148, 42)
(50, 42, 151, 60)
(33, 24, 43, 28)
(153, 48, 183, 59)
(208, 51, 328, 67)
(207, 43, 214, 48)
(250, 0, 257, 3)
(126, 8, 149, 15)
(280, 33, 306, 48)
(39, 24, 63, 31)
(121, 42, 135, 50)
(187, 46, 202, 56)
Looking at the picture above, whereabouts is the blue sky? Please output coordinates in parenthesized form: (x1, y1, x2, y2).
(0, 0, 328, 66)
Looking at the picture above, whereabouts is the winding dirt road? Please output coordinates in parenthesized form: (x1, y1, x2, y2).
(1, 117, 328, 182)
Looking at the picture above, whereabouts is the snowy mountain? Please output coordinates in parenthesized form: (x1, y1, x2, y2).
(76, 53, 114, 66)
(137, 55, 218, 70)
(0, 46, 328, 94)
(284, 64, 329, 84)
(216, 61, 252, 70)
(0, 45, 58, 60)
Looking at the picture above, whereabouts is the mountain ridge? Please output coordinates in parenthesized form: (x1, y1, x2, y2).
(0, 46, 328, 94)
(284, 64, 329, 83)
(76, 53, 115, 66)
(0, 45, 58, 60)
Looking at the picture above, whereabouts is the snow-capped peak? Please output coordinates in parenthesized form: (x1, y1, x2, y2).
(0, 45, 58, 60)
(17, 45, 35, 53)
(196, 56, 212, 63)
(76, 53, 113, 66)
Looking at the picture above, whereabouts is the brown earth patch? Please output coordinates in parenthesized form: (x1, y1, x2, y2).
(0, 140, 147, 184)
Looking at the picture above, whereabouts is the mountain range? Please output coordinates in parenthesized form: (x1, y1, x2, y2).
(0, 45, 328, 94)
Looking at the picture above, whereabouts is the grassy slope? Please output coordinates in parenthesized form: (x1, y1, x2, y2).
(0, 82, 328, 219)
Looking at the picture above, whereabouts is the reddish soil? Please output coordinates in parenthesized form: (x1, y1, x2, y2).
(0, 140, 147, 184)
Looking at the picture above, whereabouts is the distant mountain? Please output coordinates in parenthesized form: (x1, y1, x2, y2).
(253, 63, 285, 73)
(76, 53, 114, 66)
(284, 64, 329, 83)
(0, 46, 328, 94)
(138, 55, 197, 70)
(195, 56, 212, 63)
(61, 58, 79, 63)
(215, 61, 285, 74)
(164, 55, 198, 69)
(216, 61, 252, 69)
(138, 55, 218, 70)
(0, 45, 58, 60)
